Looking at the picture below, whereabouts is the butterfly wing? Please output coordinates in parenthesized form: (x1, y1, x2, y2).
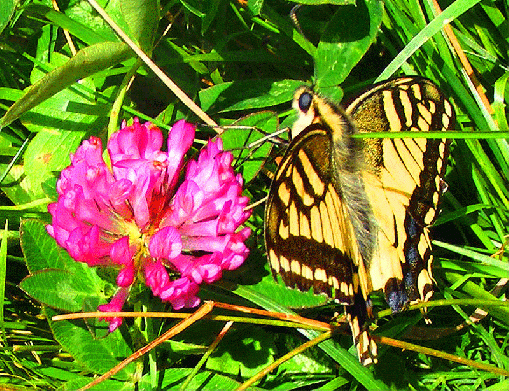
(265, 89, 377, 365)
(347, 76, 454, 311)
(265, 128, 362, 302)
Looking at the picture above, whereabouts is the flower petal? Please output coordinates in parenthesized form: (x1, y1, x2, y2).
(98, 287, 129, 332)
(149, 226, 182, 260)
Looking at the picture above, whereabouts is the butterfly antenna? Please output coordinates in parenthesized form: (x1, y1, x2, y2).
(229, 126, 289, 170)
(246, 127, 289, 148)
(290, 5, 305, 38)
(231, 126, 260, 170)
(231, 135, 270, 172)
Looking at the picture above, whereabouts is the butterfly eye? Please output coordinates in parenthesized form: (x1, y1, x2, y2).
(298, 92, 313, 112)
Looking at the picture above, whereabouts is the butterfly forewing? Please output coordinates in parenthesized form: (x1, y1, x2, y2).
(265, 127, 360, 304)
(347, 77, 454, 310)
(265, 76, 454, 365)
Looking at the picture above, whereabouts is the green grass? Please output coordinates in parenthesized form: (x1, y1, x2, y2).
(0, 0, 508, 390)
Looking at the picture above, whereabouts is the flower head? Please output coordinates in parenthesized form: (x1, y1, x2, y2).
(47, 118, 251, 331)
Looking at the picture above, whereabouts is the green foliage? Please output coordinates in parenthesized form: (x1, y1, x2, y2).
(314, 0, 383, 88)
(0, 0, 508, 390)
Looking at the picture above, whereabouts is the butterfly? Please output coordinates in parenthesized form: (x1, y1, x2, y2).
(264, 76, 455, 365)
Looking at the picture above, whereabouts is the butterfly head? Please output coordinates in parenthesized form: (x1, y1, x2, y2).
(291, 86, 320, 140)
(292, 86, 354, 145)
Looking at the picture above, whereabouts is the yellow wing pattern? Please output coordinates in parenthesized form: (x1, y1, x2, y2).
(264, 77, 455, 365)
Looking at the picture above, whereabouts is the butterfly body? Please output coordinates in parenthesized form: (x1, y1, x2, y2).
(265, 77, 454, 365)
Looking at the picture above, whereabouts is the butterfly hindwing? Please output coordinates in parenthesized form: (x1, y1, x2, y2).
(264, 77, 454, 365)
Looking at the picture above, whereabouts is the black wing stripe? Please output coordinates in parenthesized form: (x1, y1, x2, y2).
(288, 199, 299, 237)
(398, 89, 414, 128)
(382, 90, 402, 132)
(299, 209, 311, 239)
(394, 138, 424, 185)
(326, 186, 344, 250)
(309, 204, 324, 244)
(417, 102, 433, 126)
(298, 149, 326, 197)
(382, 140, 415, 195)
(277, 178, 291, 207)
(320, 198, 335, 248)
